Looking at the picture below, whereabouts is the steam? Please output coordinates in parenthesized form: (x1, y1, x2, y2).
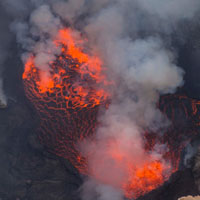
(10, 4, 63, 84)
(78, 1, 195, 199)
(1, 0, 200, 199)
(80, 178, 124, 200)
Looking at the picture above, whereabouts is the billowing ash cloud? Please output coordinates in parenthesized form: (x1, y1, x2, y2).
(1, 0, 200, 199)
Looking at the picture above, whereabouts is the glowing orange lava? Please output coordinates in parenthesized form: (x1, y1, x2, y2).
(22, 28, 109, 174)
(84, 138, 172, 198)
(125, 161, 169, 198)
(23, 28, 109, 108)
(22, 27, 198, 199)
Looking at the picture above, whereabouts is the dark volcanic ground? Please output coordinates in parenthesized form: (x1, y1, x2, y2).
(0, 36, 200, 200)
(0, 101, 82, 200)
(0, 44, 82, 200)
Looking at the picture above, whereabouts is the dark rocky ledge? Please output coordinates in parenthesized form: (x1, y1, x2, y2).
(0, 100, 82, 200)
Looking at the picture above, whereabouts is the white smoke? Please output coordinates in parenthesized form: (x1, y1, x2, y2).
(139, 0, 200, 20)
(52, 0, 84, 23)
(80, 178, 124, 200)
(1, 0, 200, 199)
(75, 0, 199, 199)
(11, 4, 62, 83)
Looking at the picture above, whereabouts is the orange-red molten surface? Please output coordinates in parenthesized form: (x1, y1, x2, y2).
(22, 28, 200, 199)
(125, 161, 168, 198)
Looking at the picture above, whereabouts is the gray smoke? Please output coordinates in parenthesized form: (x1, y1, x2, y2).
(80, 178, 124, 200)
(1, 0, 200, 199)
(77, 1, 198, 199)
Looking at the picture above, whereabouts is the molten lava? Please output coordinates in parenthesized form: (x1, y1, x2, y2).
(125, 161, 169, 198)
(23, 28, 109, 108)
(22, 27, 199, 199)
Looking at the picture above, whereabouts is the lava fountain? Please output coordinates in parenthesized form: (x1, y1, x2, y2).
(22, 27, 196, 199)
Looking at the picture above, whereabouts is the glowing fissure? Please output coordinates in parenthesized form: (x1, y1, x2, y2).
(22, 27, 190, 199)
(23, 28, 109, 108)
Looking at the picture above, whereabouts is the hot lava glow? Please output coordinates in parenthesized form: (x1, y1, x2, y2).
(22, 27, 199, 199)
(23, 28, 109, 107)
(125, 161, 169, 198)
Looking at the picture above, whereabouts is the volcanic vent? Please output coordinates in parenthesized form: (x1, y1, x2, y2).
(22, 26, 189, 199)
(22, 28, 110, 172)
(9, 0, 200, 199)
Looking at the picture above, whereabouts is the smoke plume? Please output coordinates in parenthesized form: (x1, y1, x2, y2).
(77, 1, 198, 199)
(1, 0, 200, 199)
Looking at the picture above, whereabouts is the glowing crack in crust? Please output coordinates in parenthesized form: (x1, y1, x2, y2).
(22, 28, 199, 199)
